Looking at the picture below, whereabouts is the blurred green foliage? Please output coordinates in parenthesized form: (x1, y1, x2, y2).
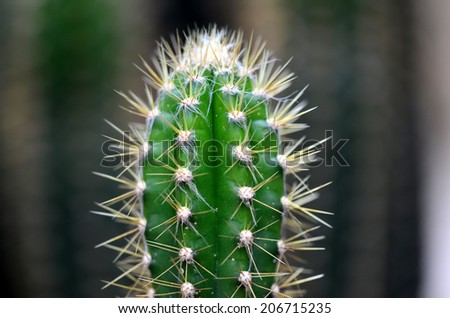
(36, 0, 120, 296)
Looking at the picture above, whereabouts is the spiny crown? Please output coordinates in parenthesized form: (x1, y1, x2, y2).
(140, 26, 294, 100)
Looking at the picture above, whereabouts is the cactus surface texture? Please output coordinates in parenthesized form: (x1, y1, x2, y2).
(96, 27, 331, 298)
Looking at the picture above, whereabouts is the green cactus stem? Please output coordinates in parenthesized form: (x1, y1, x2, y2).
(95, 26, 331, 298)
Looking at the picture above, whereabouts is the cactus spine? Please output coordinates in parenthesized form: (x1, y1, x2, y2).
(96, 27, 330, 298)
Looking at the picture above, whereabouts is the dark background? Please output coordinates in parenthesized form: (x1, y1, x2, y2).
(1, 0, 448, 297)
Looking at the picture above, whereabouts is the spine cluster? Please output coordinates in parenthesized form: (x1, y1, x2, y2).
(95, 27, 331, 298)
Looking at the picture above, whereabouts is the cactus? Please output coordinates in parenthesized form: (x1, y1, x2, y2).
(95, 26, 331, 298)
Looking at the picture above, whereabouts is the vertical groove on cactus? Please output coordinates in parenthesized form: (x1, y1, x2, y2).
(95, 26, 331, 298)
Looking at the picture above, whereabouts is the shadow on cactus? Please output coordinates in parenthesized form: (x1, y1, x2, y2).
(94, 26, 332, 298)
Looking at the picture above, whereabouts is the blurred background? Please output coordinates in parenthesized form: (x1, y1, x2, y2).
(0, 0, 449, 297)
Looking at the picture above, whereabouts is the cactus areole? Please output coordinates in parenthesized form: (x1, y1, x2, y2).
(95, 26, 331, 298)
